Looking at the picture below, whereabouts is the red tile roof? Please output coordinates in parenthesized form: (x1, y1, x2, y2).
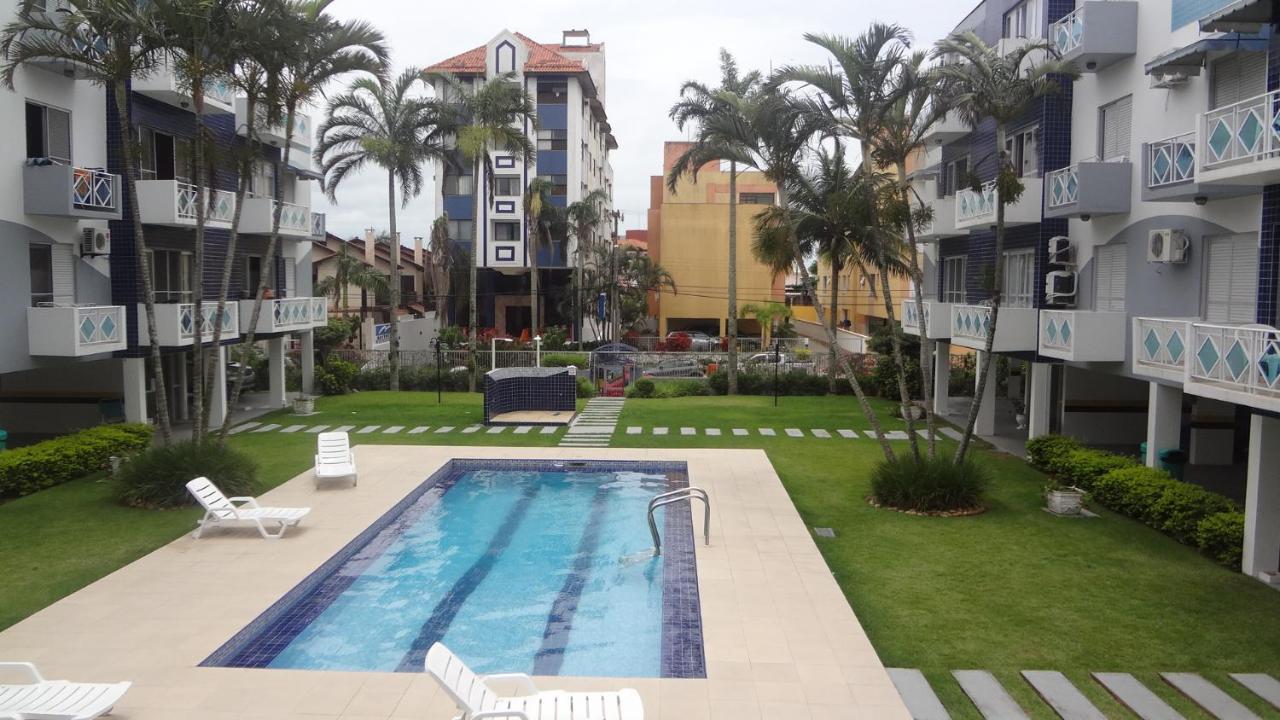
(425, 34, 586, 75)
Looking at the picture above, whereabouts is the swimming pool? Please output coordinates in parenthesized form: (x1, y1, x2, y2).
(202, 459, 705, 679)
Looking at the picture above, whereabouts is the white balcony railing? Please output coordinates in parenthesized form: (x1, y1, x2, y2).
(1039, 309, 1127, 361)
(953, 303, 993, 343)
(1045, 165, 1078, 209)
(175, 182, 236, 223)
(1149, 132, 1197, 188)
(1188, 323, 1280, 401)
(1201, 89, 1280, 170)
(180, 303, 239, 342)
(1040, 309, 1074, 352)
(240, 196, 312, 236)
(311, 211, 327, 238)
(956, 183, 996, 224)
(1050, 5, 1084, 55)
(71, 167, 117, 212)
(310, 297, 328, 325)
(28, 305, 127, 356)
(1133, 317, 1191, 381)
(951, 303, 1040, 351)
(239, 297, 324, 334)
(278, 200, 310, 232)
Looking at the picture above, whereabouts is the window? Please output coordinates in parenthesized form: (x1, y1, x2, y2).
(536, 174, 567, 196)
(400, 274, 415, 296)
(493, 222, 520, 243)
(944, 157, 968, 196)
(494, 176, 521, 196)
(1210, 52, 1267, 109)
(443, 174, 475, 196)
(25, 102, 71, 164)
(1002, 248, 1036, 308)
(739, 193, 776, 205)
(137, 127, 192, 182)
(1093, 243, 1127, 312)
(248, 161, 275, 197)
(447, 219, 473, 240)
(537, 80, 568, 104)
(1098, 96, 1133, 161)
(29, 244, 53, 306)
(538, 129, 567, 151)
(150, 249, 192, 303)
(244, 255, 263, 298)
(1205, 234, 1258, 323)
(1002, 0, 1041, 38)
(1005, 125, 1039, 177)
(941, 256, 966, 303)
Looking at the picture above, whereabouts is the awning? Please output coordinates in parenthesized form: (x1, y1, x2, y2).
(288, 163, 323, 181)
(1200, 0, 1278, 33)
(1145, 31, 1271, 75)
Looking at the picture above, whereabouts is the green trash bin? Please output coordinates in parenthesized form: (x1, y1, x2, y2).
(0, 429, 9, 451)
(1158, 449, 1187, 481)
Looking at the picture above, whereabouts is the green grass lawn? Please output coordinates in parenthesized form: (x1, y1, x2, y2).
(2, 391, 1278, 718)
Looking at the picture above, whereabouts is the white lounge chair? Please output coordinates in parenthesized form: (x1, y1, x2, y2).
(0, 662, 130, 720)
(425, 643, 644, 720)
(314, 431, 357, 487)
(186, 477, 311, 540)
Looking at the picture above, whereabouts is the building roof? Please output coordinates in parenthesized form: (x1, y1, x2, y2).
(311, 234, 425, 271)
(425, 33, 587, 75)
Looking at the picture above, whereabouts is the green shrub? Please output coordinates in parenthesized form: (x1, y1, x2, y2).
(316, 358, 358, 395)
(0, 423, 152, 498)
(576, 375, 596, 399)
(1196, 511, 1245, 568)
(540, 325, 569, 350)
(1091, 466, 1175, 522)
(1025, 435, 1082, 471)
(708, 370, 830, 396)
(541, 352, 589, 368)
(1150, 482, 1238, 544)
(629, 378, 656, 398)
(870, 456, 990, 512)
(656, 379, 712, 397)
(115, 440, 259, 509)
(1051, 448, 1139, 491)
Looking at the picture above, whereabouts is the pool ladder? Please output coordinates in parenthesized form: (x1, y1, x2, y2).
(648, 487, 710, 556)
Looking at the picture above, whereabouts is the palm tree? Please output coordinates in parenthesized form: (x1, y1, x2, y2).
(669, 49, 763, 395)
(933, 31, 1077, 462)
(427, 214, 452, 322)
(616, 247, 675, 333)
(741, 302, 792, 347)
(566, 187, 608, 349)
(524, 177, 553, 335)
(316, 66, 442, 392)
(2, 0, 174, 442)
(435, 74, 536, 390)
(314, 241, 389, 318)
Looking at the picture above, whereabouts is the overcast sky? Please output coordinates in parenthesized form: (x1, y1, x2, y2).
(313, 0, 970, 244)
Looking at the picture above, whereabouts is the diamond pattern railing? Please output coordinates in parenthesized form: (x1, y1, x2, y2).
(1148, 132, 1196, 188)
(1050, 4, 1084, 56)
(175, 182, 235, 223)
(76, 306, 124, 348)
(310, 297, 328, 325)
(1201, 89, 1280, 170)
(952, 304, 993, 342)
(278, 200, 310, 232)
(311, 212, 326, 238)
(271, 298, 313, 330)
(956, 182, 997, 224)
(71, 167, 118, 212)
(178, 303, 238, 341)
(1040, 310, 1075, 352)
(902, 298, 925, 331)
(1135, 317, 1190, 376)
(204, 77, 235, 106)
(1189, 322, 1280, 399)
(1046, 165, 1080, 209)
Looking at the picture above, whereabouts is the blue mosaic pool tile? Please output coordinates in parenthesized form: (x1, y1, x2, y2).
(660, 468, 706, 679)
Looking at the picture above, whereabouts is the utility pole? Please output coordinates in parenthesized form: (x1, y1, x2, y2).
(610, 210, 624, 343)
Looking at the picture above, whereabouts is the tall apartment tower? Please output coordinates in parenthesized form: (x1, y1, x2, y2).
(426, 29, 617, 337)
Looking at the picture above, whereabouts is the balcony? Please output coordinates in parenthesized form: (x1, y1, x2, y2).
(1049, 1, 1138, 73)
(951, 304, 1039, 352)
(1043, 161, 1131, 219)
(311, 212, 327, 239)
(133, 63, 235, 115)
(1132, 317, 1194, 383)
(23, 8, 103, 80)
(955, 178, 1043, 231)
(238, 297, 326, 335)
(136, 180, 235, 229)
(235, 98, 312, 149)
(1038, 309, 1127, 361)
(902, 298, 952, 339)
(1185, 322, 1280, 411)
(27, 305, 127, 357)
(134, 302, 240, 347)
(23, 164, 121, 220)
(910, 178, 959, 240)
(920, 111, 969, 146)
(240, 197, 312, 237)
(1198, 89, 1280, 187)
(1142, 132, 1254, 202)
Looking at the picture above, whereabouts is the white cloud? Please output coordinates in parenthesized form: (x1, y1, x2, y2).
(314, 0, 970, 243)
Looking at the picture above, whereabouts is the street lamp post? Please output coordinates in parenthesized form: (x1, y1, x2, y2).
(491, 336, 513, 371)
(773, 338, 781, 408)
(432, 336, 443, 405)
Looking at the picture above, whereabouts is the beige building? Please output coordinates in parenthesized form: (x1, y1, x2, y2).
(310, 229, 429, 323)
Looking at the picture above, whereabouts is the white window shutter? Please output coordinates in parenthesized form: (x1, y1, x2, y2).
(1211, 53, 1267, 109)
(51, 243, 74, 305)
(1100, 96, 1132, 161)
(1205, 234, 1257, 323)
(284, 260, 297, 297)
(1093, 244, 1127, 312)
(46, 107, 71, 164)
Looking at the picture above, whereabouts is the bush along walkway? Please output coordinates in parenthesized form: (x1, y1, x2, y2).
(890, 666, 1280, 719)
(559, 397, 625, 448)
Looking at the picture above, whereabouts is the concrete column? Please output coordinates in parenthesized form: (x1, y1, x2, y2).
(174, 352, 189, 422)
(1145, 382, 1183, 467)
(974, 351, 996, 436)
(1244, 414, 1280, 582)
(267, 337, 287, 408)
(1028, 362, 1053, 439)
(123, 357, 147, 424)
(208, 347, 227, 429)
(300, 330, 315, 396)
(1190, 398, 1235, 465)
(933, 342, 951, 416)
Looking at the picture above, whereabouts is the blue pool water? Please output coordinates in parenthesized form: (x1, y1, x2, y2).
(203, 459, 705, 678)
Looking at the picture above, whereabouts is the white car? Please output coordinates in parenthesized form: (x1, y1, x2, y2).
(741, 352, 814, 373)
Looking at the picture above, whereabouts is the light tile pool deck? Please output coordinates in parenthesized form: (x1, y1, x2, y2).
(0, 446, 909, 720)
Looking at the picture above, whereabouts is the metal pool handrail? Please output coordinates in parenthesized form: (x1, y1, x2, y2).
(648, 487, 710, 556)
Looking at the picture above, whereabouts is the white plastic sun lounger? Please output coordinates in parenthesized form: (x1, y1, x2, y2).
(426, 643, 644, 720)
(0, 662, 130, 720)
(186, 477, 311, 539)
(314, 431, 357, 487)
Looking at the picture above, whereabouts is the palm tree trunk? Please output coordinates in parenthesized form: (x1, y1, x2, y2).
(388, 170, 401, 391)
(727, 162, 738, 394)
(899, 159, 937, 459)
(191, 79, 208, 441)
(468, 157, 479, 392)
(114, 82, 171, 444)
(530, 234, 538, 340)
(956, 125, 1008, 463)
(828, 255, 840, 393)
(574, 229, 584, 349)
(877, 260, 922, 462)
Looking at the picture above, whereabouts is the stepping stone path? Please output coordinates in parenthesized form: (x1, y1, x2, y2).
(461, 425, 481, 434)
(383, 426, 404, 434)
(681, 427, 696, 436)
(280, 424, 306, 433)
(305, 425, 330, 434)
(227, 422, 259, 435)
(514, 426, 532, 434)
(1232, 674, 1280, 711)
(785, 428, 803, 437)
(733, 428, 748, 436)
(357, 425, 380, 434)
(1094, 673, 1185, 720)
(838, 429, 858, 438)
(540, 426, 559, 434)
(888, 669, 950, 720)
(811, 429, 830, 438)
(626, 426, 642, 435)
(252, 423, 281, 433)
(559, 398, 624, 448)
(485, 426, 506, 434)
(434, 426, 454, 434)
(333, 425, 355, 433)
(759, 428, 776, 436)
(705, 428, 721, 436)
(653, 427, 669, 435)
(408, 426, 430, 434)
(954, 670, 1029, 719)
(1162, 673, 1261, 720)
(1022, 671, 1105, 720)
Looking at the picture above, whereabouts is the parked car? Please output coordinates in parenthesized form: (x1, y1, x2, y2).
(666, 331, 719, 351)
(740, 352, 814, 374)
(227, 362, 257, 391)
(642, 358, 704, 378)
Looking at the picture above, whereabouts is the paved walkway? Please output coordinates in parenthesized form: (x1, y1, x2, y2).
(559, 397, 625, 448)
(890, 666, 1280, 719)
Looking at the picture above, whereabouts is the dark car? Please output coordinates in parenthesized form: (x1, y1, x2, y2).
(227, 362, 257, 391)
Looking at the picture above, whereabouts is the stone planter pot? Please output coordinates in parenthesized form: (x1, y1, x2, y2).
(901, 404, 925, 421)
(1046, 487, 1084, 516)
(292, 396, 316, 416)
(1015, 413, 1027, 430)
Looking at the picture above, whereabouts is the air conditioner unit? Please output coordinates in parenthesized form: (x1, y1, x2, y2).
(1048, 235, 1074, 266)
(80, 227, 110, 256)
(1151, 71, 1190, 90)
(1045, 270, 1077, 306)
(1147, 229, 1190, 263)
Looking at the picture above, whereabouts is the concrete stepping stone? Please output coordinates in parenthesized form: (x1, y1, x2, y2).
(733, 428, 748, 436)
(568, 426, 612, 435)
(461, 425, 481, 434)
(867, 430, 910, 440)
(811, 429, 830, 438)
(383, 425, 404, 434)
(837, 429, 858, 438)
(408, 426, 430, 434)
(1162, 673, 1260, 720)
(1231, 674, 1280, 711)
(1022, 670, 1105, 720)
(1094, 673, 1185, 720)
(305, 425, 330, 434)
(940, 427, 963, 440)
(434, 426, 455, 433)
(514, 426, 532, 434)
(680, 427, 696, 436)
(888, 668, 950, 720)
(486, 426, 506, 434)
(540, 426, 558, 434)
(626, 426, 642, 434)
(356, 425, 380, 434)
(759, 428, 775, 436)
(280, 424, 306, 434)
(252, 423, 281, 433)
(653, 427, 668, 435)
(953, 670, 1029, 719)
(332, 425, 355, 433)
(705, 428, 721, 436)
(227, 422, 260, 435)
(785, 428, 803, 437)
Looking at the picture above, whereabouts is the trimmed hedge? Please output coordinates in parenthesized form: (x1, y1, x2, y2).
(353, 365, 471, 393)
(627, 378, 711, 399)
(541, 353, 590, 368)
(708, 370, 834, 396)
(871, 455, 990, 512)
(0, 423, 152, 498)
(1026, 435, 1242, 567)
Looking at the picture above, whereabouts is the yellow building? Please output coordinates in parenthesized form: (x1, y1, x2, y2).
(808, 258, 913, 336)
(648, 141, 785, 338)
